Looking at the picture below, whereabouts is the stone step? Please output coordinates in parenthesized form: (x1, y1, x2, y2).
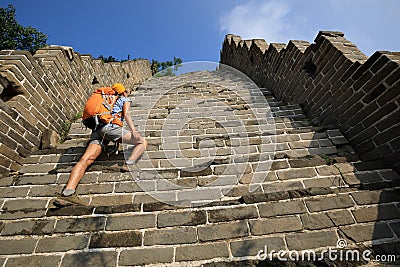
(1, 186, 400, 265)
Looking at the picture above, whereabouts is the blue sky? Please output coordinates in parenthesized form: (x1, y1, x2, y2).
(2, 0, 399, 63)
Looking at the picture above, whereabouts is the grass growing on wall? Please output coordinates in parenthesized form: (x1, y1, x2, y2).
(59, 112, 82, 143)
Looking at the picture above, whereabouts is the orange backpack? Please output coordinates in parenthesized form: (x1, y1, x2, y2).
(82, 87, 123, 130)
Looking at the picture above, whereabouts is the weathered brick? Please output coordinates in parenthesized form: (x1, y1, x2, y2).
(2, 199, 48, 211)
(325, 210, 355, 226)
(177, 188, 222, 201)
(208, 205, 258, 223)
(316, 165, 341, 176)
(249, 216, 303, 235)
(352, 204, 400, 223)
(1, 219, 55, 236)
(258, 199, 307, 217)
(119, 247, 174, 266)
(343, 172, 383, 187)
(157, 210, 206, 228)
(144, 227, 197, 245)
(76, 183, 114, 194)
(213, 163, 252, 175)
(55, 217, 106, 233)
(301, 213, 335, 230)
(175, 242, 230, 262)
(47, 205, 94, 216)
(5, 255, 61, 267)
(303, 176, 344, 188)
(157, 178, 197, 190)
(133, 191, 177, 204)
(339, 222, 393, 242)
(288, 155, 327, 168)
(276, 167, 317, 180)
(106, 214, 155, 230)
(230, 236, 286, 257)
(36, 235, 89, 252)
(351, 189, 400, 205)
(0, 209, 46, 220)
(270, 160, 290, 170)
(286, 230, 338, 250)
(89, 231, 142, 248)
(0, 186, 29, 197)
(198, 221, 249, 241)
(0, 238, 38, 255)
(60, 251, 118, 267)
(263, 180, 304, 193)
(90, 194, 133, 206)
(305, 194, 354, 212)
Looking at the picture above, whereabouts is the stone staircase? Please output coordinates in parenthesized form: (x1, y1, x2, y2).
(0, 69, 400, 266)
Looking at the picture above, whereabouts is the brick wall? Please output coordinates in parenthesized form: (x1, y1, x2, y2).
(221, 31, 400, 173)
(0, 46, 151, 176)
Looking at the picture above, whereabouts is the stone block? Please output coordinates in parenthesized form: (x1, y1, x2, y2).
(263, 180, 304, 193)
(2, 199, 48, 211)
(175, 242, 230, 262)
(301, 213, 335, 230)
(351, 204, 400, 223)
(89, 231, 142, 248)
(46, 206, 94, 217)
(114, 180, 155, 193)
(36, 235, 89, 252)
(303, 176, 344, 188)
(177, 188, 222, 201)
(106, 214, 156, 230)
(198, 221, 249, 241)
(230, 236, 286, 258)
(157, 210, 206, 228)
(0, 186, 29, 197)
(5, 255, 61, 267)
(208, 205, 258, 223)
(258, 199, 307, 217)
(0, 238, 38, 255)
(288, 155, 326, 168)
(60, 251, 118, 267)
(343, 172, 383, 187)
(305, 194, 354, 212)
(54, 217, 106, 233)
(270, 160, 290, 170)
(316, 165, 341, 176)
(144, 227, 197, 245)
(16, 174, 57, 185)
(119, 247, 174, 266)
(325, 210, 355, 226)
(339, 222, 393, 243)
(90, 194, 133, 206)
(276, 167, 317, 180)
(1, 219, 55, 236)
(351, 189, 400, 205)
(249, 216, 303, 235)
(286, 230, 338, 250)
(94, 203, 141, 214)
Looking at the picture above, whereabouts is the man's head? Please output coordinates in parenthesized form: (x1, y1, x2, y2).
(112, 83, 126, 95)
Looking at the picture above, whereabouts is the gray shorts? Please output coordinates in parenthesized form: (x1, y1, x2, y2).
(88, 124, 130, 149)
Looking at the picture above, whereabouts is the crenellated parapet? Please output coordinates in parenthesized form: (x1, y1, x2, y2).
(0, 46, 151, 176)
(221, 31, 400, 173)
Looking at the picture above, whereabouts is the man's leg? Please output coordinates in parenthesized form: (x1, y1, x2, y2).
(55, 143, 102, 206)
(121, 132, 147, 162)
(65, 143, 103, 190)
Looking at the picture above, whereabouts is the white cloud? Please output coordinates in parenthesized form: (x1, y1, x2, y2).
(219, 0, 292, 42)
(219, 0, 399, 55)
